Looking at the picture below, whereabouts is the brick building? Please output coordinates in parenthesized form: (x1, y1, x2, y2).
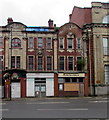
(1, 1, 108, 98)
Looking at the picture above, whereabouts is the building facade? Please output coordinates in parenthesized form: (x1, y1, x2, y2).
(1, 1, 109, 98)
(70, 2, 109, 95)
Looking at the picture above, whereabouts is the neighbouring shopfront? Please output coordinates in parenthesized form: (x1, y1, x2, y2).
(3, 69, 26, 98)
(56, 72, 88, 97)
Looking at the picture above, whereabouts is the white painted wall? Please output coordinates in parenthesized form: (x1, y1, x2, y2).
(46, 78, 54, 96)
(26, 78, 35, 97)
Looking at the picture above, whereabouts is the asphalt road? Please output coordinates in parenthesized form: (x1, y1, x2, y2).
(1, 96, 109, 119)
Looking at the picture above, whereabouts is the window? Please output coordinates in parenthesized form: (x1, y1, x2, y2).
(58, 78, 64, 83)
(68, 57, 73, 70)
(46, 38, 52, 49)
(59, 84, 63, 91)
(38, 37, 43, 48)
(38, 56, 43, 70)
(47, 56, 52, 70)
(59, 57, 64, 70)
(11, 56, 20, 69)
(67, 38, 73, 49)
(59, 38, 64, 49)
(28, 37, 34, 48)
(77, 38, 81, 49)
(104, 65, 109, 84)
(28, 56, 34, 70)
(16, 56, 20, 68)
(0, 56, 3, 70)
(0, 37, 3, 48)
(12, 38, 21, 48)
(77, 57, 82, 71)
(103, 15, 109, 23)
(103, 37, 109, 55)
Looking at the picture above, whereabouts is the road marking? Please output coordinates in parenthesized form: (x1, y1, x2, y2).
(0, 103, 6, 105)
(0, 109, 8, 111)
(27, 102, 70, 104)
(37, 108, 88, 111)
(89, 100, 109, 103)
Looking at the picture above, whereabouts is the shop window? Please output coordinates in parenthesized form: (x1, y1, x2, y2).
(104, 65, 109, 84)
(47, 56, 52, 70)
(12, 38, 21, 48)
(103, 37, 109, 55)
(46, 37, 52, 49)
(78, 78, 84, 83)
(58, 78, 64, 83)
(59, 84, 63, 91)
(59, 38, 64, 49)
(59, 57, 64, 70)
(28, 37, 34, 48)
(38, 37, 43, 48)
(65, 78, 70, 82)
(28, 56, 34, 70)
(38, 56, 43, 70)
(68, 57, 73, 70)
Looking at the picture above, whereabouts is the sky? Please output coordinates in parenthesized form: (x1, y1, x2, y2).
(0, 0, 109, 27)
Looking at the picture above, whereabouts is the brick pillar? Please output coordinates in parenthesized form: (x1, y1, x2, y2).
(84, 73, 88, 96)
(21, 78, 26, 98)
(4, 79, 10, 98)
(54, 73, 58, 96)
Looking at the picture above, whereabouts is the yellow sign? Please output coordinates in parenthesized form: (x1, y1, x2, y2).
(58, 73, 85, 77)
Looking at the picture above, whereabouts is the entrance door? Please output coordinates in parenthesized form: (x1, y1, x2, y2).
(11, 82, 20, 98)
(35, 78, 46, 97)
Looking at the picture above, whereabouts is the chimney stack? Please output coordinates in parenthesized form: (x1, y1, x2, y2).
(7, 18, 13, 24)
(48, 19, 54, 28)
(69, 14, 72, 22)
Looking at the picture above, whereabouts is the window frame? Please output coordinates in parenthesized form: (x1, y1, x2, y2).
(28, 37, 34, 48)
(28, 56, 34, 70)
(11, 38, 21, 48)
(46, 37, 52, 49)
(37, 37, 43, 48)
(59, 38, 64, 49)
(59, 56, 65, 70)
(68, 56, 73, 70)
(47, 56, 52, 70)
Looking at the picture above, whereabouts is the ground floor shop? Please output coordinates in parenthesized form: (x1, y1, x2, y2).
(54, 72, 88, 97)
(26, 73, 54, 97)
(3, 69, 26, 98)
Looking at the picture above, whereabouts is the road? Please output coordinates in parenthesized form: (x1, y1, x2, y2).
(1, 96, 109, 119)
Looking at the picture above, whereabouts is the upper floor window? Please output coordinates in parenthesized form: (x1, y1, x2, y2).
(12, 38, 21, 48)
(28, 37, 34, 48)
(28, 56, 34, 70)
(104, 65, 109, 84)
(59, 38, 64, 49)
(0, 56, 3, 70)
(77, 38, 81, 49)
(67, 38, 73, 49)
(59, 56, 64, 70)
(11, 56, 20, 69)
(68, 57, 73, 70)
(46, 37, 52, 49)
(103, 37, 109, 55)
(0, 37, 3, 48)
(47, 56, 52, 70)
(38, 37, 43, 48)
(38, 56, 43, 70)
(103, 15, 109, 23)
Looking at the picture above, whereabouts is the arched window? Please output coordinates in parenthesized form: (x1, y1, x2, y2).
(12, 38, 21, 48)
(103, 15, 109, 23)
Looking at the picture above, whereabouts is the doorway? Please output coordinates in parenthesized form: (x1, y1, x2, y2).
(34, 78, 46, 97)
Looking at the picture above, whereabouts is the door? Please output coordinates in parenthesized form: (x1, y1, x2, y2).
(35, 78, 46, 97)
(11, 82, 20, 98)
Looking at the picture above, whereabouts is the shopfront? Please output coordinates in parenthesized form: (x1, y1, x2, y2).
(57, 73, 87, 96)
(26, 73, 54, 97)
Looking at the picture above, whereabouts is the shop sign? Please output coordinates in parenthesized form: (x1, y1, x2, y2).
(58, 73, 85, 77)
